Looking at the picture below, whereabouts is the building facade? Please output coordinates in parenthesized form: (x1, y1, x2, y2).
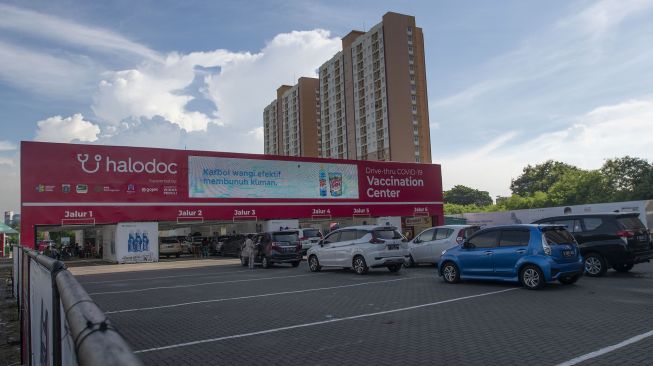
(265, 12, 431, 163)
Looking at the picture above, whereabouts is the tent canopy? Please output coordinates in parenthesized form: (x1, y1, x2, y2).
(0, 223, 18, 234)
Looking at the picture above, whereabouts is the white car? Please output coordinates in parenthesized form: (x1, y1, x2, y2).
(307, 225, 408, 274)
(407, 225, 480, 267)
(290, 228, 323, 254)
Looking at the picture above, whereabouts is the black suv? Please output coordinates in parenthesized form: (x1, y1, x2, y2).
(240, 231, 302, 268)
(533, 213, 653, 276)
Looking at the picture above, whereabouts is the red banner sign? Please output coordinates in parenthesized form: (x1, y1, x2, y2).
(20, 141, 443, 246)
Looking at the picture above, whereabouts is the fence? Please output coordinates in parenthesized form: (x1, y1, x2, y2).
(11, 245, 143, 366)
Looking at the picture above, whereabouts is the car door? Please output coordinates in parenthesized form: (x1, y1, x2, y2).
(410, 228, 435, 263)
(458, 230, 499, 277)
(319, 231, 341, 266)
(492, 229, 531, 277)
(429, 228, 455, 263)
(333, 230, 359, 266)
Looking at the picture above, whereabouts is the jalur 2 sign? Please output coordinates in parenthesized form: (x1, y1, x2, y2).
(20, 141, 443, 247)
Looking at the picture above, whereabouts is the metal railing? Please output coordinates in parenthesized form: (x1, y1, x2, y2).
(12, 245, 143, 366)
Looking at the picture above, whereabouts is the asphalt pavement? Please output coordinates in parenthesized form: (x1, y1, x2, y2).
(74, 259, 653, 366)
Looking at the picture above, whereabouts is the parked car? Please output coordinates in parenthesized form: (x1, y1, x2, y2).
(407, 225, 480, 267)
(307, 225, 408, 275)
(181, 236, 205, 254)
(533, 213, 653, 276)
(159, 238, 183, 258)
(240, 231, 302, 268)
(218, 235, 247, 257)
(210, 235, 233, 255)
(438, 224, 584, 290)
(288, 228, 323, 254)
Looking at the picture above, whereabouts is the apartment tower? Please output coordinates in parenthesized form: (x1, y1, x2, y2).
(263, 78, 320, 157)
(265, 12, 431, 163)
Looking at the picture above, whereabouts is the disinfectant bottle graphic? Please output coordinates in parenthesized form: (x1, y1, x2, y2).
(319, 165, 327, 197)
(135, 231, 142, 252)
(128, 232, 134, 252)
(142, 231, 149, 252)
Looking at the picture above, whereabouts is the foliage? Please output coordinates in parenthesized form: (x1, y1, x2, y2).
(510, 160, 580, 196)
(548, 170, 611, 205)
(444, 185, 493, 206)
(600, 156, 653, 201)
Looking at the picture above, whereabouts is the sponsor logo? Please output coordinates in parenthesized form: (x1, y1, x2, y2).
(76, 153, 178, 175)
(61, 184, 71, 193)
(127, 184, 136, 193)
(76, 184, 88, 194)
(163, 186, 178, 196)
(141, 187, 159, 193)
(35, 184, 55, 192)
(94, 185, 103, 193)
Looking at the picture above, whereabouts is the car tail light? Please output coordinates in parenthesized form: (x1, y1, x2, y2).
(616, 230, 634, 238)
(271, 242, 283, 251)
(456, 230, 465, 245)
(541, 234, 552, 255)
(300, 236, 307, 241)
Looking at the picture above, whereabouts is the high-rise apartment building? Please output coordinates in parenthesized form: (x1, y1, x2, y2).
(263, 78, 320, 157)
(265, 12, 431, 163)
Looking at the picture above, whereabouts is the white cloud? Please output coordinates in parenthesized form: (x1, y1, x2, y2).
(570, 0, 653, 36)
(0, 4, 161, 62)
(0, 141, 16, 151)
(438, 98, 653, 197)
(35, 114, 101, 143)
(0, 157, 14, 166)
(247, 127, 265, 142)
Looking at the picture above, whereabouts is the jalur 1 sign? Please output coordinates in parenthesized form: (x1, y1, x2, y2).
(20, 141, 443, 247)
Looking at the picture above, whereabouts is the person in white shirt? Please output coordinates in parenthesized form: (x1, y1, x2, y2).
(244, 235, 256, 269)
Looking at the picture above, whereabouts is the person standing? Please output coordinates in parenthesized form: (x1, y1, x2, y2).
(201, 238, 209, 258)
(244, 235, 255, 269)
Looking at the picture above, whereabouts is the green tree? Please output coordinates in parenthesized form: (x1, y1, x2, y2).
(444, 185, 493, 206)
(496, 191, 551, 210)
(510, 160, 580, 196)
(548, 170, 610, 205)
(600, 156, 653, 201)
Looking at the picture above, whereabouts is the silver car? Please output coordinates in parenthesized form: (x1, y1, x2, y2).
(407, 225, 480, 266)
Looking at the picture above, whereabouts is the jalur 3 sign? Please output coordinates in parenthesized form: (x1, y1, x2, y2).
(20, 141, 443, 247)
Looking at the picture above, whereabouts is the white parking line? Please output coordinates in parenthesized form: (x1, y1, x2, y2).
(105, 276, 428, 314)
(79, 269, 253, 285)
(556, 329, 653, 366)
(88, 274, 313, 295)
(134, 287, 518, 353)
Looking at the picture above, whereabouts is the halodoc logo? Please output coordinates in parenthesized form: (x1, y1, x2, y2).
(76, 153, 178, 175)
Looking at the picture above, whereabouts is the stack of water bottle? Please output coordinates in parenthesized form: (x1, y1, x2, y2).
(128, 231, 150, 253)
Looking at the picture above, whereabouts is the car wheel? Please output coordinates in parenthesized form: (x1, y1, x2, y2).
(613, 263, 634, 273)
(262, 256, 271, 269)
(240, 254, 247, 267)
(308, 255, 321, 272)
(387, 264, 402, 273)
(520, 265, 545, 290)
(291, 261, 300, 268)
(584, 253, 607, 277)
(352, 255, 368, 275)
(441, 262, 460, 284)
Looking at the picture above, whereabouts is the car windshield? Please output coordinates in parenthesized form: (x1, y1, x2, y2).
(373, 229, 402, 240)
(617, 216, 646, 230)
(272, 232, 299, 244)
(542, 228, 576, 245)
(303, 229, 321, 238)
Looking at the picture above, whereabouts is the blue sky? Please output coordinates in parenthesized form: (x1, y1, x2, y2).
(1, 0, 653, 213)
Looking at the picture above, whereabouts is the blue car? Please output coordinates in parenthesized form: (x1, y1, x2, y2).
(438, 225, 584, 290)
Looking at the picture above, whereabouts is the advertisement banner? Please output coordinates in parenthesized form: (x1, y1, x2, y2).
(13, 245, 19, 298)
(115, 222, 159, 263)
(189, 156, 358, 199)
(20, 142, 443, 247)
(60, 300, 78, 366)
(29, 260, 53, 366)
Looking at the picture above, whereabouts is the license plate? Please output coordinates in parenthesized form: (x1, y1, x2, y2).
(387, 244, 399, 250)
(636, 235, 647, 241)
(563, 250, 573, 257)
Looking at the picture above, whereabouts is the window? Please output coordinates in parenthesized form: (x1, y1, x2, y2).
(551, 220, 582, 233)
(468, 230, 499, 248)
(499, 230, 530, 247)
(324, 232, 340, 244)
(417, 229, 435, 242)
(339, 230, 359, 241)
(374, 229, 402, 240)
(543, 228, 576, 245)
(435, 228, 454, 240)
(583, 218, 603, 231)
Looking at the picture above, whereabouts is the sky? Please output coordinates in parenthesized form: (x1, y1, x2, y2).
(1, 0, 653, 213)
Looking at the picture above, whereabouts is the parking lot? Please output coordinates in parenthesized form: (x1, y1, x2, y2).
(74, 260, 653, 366)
